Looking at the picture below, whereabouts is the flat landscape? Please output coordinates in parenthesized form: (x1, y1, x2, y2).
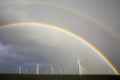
(0, 74, 119, 80)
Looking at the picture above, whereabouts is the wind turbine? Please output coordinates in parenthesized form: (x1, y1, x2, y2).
(81, 67, 87, 74)
(25, 69, 28, 74)
(76, 57, 83, 75)
(59, 68, 62, 74)
(65, 69, 68, 74)
(18, 66, 22, 74)
(36, 64, 40, 74)
(108, 69, 112, 74)
(45, 69, 48, 74)
(51, 66, 54, 74)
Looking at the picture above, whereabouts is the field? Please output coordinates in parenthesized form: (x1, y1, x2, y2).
(0, 74, 119, 80)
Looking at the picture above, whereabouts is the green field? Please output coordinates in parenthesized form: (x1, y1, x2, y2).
(0, 74, 119, 80)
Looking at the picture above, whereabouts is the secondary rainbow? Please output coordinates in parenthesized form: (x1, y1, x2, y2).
(0, 22, 119, 74)
(1, 1, 120, 41)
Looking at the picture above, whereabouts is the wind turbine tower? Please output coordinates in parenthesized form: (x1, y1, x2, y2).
(76, 57, 83, 75)
(25, 69, 28, 74)
(59, 68, 62, 74)
(36, 64, 40, 74)
(18, 66, 22, 74)
(51, 66, 54, 74)
(45, 69, 48, 74)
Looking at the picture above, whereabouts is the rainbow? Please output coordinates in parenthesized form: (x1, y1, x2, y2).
(0, 1, 120, 41)
(0, 22, 119, 74)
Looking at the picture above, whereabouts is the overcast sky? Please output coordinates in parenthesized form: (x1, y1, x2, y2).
(0, 0, 119, 74)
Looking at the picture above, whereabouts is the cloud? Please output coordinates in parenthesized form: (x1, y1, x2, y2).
(0, 41, 11, 57)
(0, 41, 25, 65)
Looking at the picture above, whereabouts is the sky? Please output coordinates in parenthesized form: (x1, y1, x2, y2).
(0, 0, 119, 74)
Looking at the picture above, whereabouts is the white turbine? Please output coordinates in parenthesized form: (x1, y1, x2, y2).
(108, 69, 112, 74)
(18, 66, 22, 74)
(65, 69, 68, 74)
(36, 64, 40, 74)
(51, 66, 54, 74)
(45, 69, 48, 74)
(82, 67, 86, 74)
(76, 57, 83, 75)
(25, 69, 28, 74)
(59, 68, 62, 74)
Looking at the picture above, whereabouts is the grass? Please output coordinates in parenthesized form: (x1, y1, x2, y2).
(0, 74, 119, 80)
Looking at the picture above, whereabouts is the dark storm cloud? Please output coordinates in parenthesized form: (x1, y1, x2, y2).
(0, 41, 23, 73)
(0, 40, 51, 63)
(0, 41, 26, 65)
(0, 41, 53, 73)
(0, 40, 73, 73)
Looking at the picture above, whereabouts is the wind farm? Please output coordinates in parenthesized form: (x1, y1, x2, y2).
(14, 57, 109, 75)
(15, 57, 87, 75)
(0, 59, 118, 80)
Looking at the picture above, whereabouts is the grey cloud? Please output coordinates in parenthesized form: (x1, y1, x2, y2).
(0, 41, 25, 63)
